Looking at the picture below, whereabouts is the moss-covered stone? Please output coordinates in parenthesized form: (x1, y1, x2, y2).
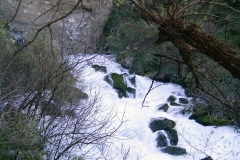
(189, 103, 230, 126)
(195, 115, 230, 126)
(167, 95, 176, 102)
(92, 64, 107, 73)
(149, 118, 176, 132)
(158, 103, 169, 112)
(161, 146, 186, 156)
(179, 98, 189, 104)
(156, 132, 168, 147)
(111, 73, 127, 98)
(127, 87, 136, 98)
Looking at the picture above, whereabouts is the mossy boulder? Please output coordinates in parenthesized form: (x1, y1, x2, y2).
(161, 146, 186, 156)
(158, 103, 169, 112)
(189, 103, 209, 120)
(189, 103, 230, 126)
(195, 115, 230, 126)
(179, 98, 189, 104)
(167, 95, 176, 102)
(156, 132, 168, 147)
(149, 118, 176, 132)
(104, 73, 127, 98)
(92, 64, 107, 73)
(112, 73, 127, 98)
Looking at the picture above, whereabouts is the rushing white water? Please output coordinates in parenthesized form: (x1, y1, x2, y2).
(71, 54, 240, 160)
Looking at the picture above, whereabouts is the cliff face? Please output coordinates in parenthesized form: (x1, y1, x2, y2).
(0, 0, 112, 54)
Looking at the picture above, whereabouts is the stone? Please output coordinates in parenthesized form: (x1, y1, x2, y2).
(111, 73, 127, 98)
(170, 101, 181, 106)
(189, 103, 230, 126)
(104, 75, 112, 85)
(157, 103, 169, 112)
(129, 76, 136, 87)
(165, 128, 178, 145)
(149, 118, 176, 132)
(179, 98, 189, 104)
(92, 64, 107, 73)
(156, 132, 168, 147)
(201, 156, 213, 160)
(161, 146, 186, 156)
(167, 95, 176, 102)
(126, 87, 136, 98)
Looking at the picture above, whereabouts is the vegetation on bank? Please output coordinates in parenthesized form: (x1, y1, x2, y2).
(103, 0, 240, 128)
(0, 17, 118, 159)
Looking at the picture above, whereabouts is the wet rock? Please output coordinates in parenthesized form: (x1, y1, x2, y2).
(167, 95, 176, 102)
(149, 118, 176, 132)
(166, 128, 178, 145)
(158, 103, 169, 112)
(179, 98, 189, 104)
(201, 156, 213, 160)
(156, 132, 168, 147)
(170, 101, 181, 106)
(126, 87, 136, 98)
(161, 146, 186, 156)
(92, 64, 107, 73)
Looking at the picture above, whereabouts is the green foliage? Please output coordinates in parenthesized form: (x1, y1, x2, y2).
(0, 109, 45, 159)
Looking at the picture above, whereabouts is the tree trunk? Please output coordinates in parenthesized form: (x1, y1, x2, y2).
(156, 20, 240, 79)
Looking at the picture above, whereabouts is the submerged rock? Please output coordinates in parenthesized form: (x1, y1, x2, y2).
(161, 146, 186, 156)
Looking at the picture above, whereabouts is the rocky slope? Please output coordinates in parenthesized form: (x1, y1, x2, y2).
(0, 0, 112, 54)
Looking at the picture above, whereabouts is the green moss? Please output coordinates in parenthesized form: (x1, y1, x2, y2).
(111, 73, 127, 98)
(196, 115, 231, 126)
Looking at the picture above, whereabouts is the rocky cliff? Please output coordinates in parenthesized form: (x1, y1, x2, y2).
(0, 0, 112, 54)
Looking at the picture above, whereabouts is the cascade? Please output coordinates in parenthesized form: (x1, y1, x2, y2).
(71, 54, 240, 160)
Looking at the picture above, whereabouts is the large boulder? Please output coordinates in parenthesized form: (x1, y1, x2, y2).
(149, 118, 176, 132)
(161, 146, 186, 156)
(189, 103, 230, 126)
(0, 0, 112, 54)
